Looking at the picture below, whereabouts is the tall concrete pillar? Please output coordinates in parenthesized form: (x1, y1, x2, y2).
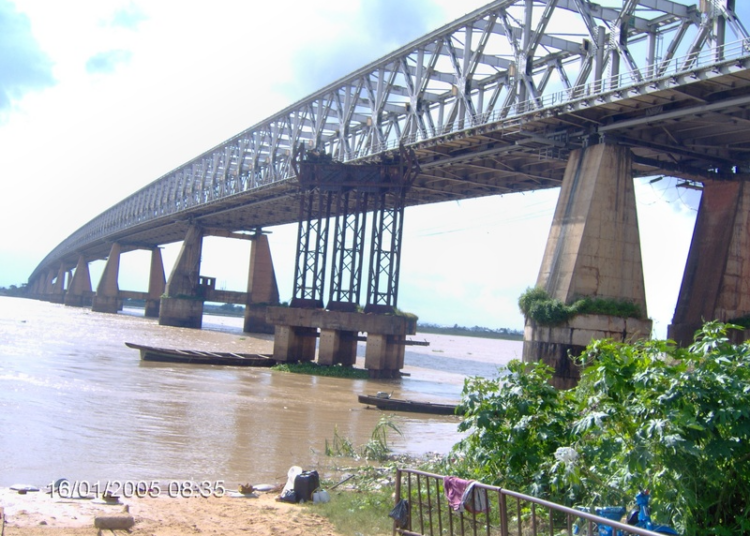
(244, 233, 280, 333)
(29, 274, 44, 299)
(64, 255, 93, 307)
(669, 180, 750, 345)
(145, 248, 166, 318)
(28, 276, 41, 299)
(43, 269, 56, 299)
(159, 225, 205, 328)
(523, 143, 652, 388)
(92, 243, 122, 314)
(48, 263, 67, 304)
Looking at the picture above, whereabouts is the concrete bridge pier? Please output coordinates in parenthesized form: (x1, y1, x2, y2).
(64, 255, 94, 307)
(47, 263, 67, 304)
(31, 271, 49, 300)
(92, 243, 122, 313)
(522, 143, 652, 389)
(159, 225, 205, 328)
(41, 269, 56, 300)
(28, 275, 42, 299)
(145, 247, 166, 318)
(243, 233, 280, 333)
(268, 307, 415, 375)
(669, 180, 750, 345)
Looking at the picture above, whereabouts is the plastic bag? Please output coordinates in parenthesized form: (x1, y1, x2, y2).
(389, 498, 409, 529)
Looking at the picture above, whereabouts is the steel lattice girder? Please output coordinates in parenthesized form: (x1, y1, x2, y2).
(31, 1, 750, 281)
(292, 147, 419, 311)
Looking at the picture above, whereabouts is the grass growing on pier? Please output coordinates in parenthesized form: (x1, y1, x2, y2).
(518, 286, 644, 326)
(271, 361, 370, 380)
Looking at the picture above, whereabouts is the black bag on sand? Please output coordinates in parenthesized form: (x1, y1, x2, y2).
(278, 488, 298, 503)
(293, 470, 320, 503)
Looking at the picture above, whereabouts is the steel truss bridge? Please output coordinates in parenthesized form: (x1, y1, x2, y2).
(31, 0, 750, 284)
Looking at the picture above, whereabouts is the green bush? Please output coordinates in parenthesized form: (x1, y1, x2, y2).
(518, 287, 643, 326)
(448, 321, 750, 536)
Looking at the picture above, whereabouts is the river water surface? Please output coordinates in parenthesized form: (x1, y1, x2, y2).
(0, 296, 520, 488)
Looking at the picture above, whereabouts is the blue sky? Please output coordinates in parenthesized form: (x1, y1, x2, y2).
(0, 1, 746, 338)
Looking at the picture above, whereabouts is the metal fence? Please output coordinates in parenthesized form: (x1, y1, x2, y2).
(393, 468, 673, 536)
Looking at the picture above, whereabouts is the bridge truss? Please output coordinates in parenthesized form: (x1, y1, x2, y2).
(32, 0, 750, 282)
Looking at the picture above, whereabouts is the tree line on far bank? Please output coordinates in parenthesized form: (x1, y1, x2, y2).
(3, 291, 524, 341)
(0, 284, 27, 297)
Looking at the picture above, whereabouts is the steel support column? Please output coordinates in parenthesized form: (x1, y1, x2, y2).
(328, 190, 368, 312)
(292, 189, 332, 309)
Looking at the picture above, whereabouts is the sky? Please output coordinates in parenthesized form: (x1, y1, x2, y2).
(1, 0, 745, 339)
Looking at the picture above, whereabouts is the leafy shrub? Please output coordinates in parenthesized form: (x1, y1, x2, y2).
(324, 416, 402, 461)
(449, 321, 750, 536)
(518, 287, 643, 326)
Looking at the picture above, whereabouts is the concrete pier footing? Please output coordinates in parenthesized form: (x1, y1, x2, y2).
(267, 307, 415, 377)
(272, 325, 318, 362)
(523, 143, 651, 388)
(523, 315, 653, 389)
(159, 297, 205, 329)
(318, 329, 358, 367)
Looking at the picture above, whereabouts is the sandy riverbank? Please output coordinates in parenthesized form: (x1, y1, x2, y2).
(0, 486, 346, 535)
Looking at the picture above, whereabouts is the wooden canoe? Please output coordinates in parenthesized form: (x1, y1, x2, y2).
(125, 342, 276, 367)
(358, 394, 459, 416)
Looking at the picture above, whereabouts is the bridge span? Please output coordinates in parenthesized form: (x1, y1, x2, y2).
(28, 1, 750, 384)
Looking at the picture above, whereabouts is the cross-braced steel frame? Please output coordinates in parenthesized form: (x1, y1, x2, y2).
(329, 190, 368, 310)
(291, 147, 420, 312)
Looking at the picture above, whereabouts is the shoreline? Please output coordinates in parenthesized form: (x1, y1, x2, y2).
(0, 485, 344, 535)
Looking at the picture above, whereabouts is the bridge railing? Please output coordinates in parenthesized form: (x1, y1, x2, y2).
(394, 468, 673, 536)
(371, 37, 750, 157)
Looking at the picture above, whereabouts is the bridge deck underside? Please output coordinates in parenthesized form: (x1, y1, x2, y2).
(53, 67, 750, 271)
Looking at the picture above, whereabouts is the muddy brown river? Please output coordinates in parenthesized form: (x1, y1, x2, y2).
(0, 296, 520, 488)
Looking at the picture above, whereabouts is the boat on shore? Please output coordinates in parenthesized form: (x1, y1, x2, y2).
(357, 394, 459, 416)
(125, 342, 276, 367)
